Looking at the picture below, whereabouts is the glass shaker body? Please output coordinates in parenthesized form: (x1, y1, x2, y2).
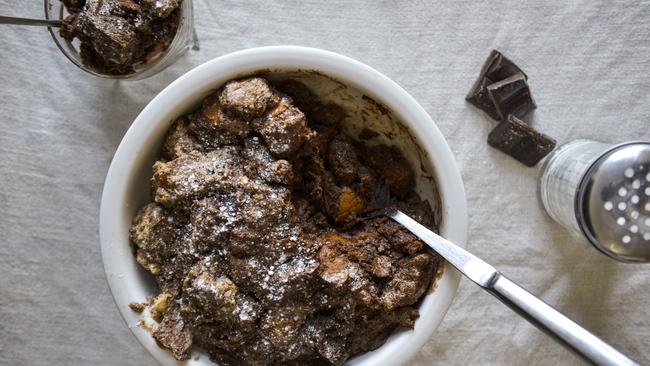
(538, 140, 612, 234)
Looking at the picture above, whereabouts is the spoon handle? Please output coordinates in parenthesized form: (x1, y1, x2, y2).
(387, 210, 638, 366)
(0, 16, 62, 27)
(488, 275, 637, 366)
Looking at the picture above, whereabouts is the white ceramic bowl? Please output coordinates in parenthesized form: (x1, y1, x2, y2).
(100, 46, 467, 366)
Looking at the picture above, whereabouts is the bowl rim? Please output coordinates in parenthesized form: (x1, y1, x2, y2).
(99, 45, 468, 366)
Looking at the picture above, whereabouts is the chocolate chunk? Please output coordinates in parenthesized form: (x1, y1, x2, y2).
(153, 308, 193, 361)
(466, 77, 500, 120)
(466, 50, 527, 120)
(484, 51, 527, 82)
(141, 0, 181, 18)
(362, 145, 414, 198)
(272, 79, 320, 113)
(73, 14, 136, 66)
(488, 115, 556, 167)
(61, 0, 86, 13)
(219, 77, 278, 119)
(487, 73, 536, 120)
(252, 95, 314, 157)
(328, 135, 361, 186)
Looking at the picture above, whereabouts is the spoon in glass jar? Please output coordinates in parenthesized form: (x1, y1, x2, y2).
(387, 209, 638, 366)
(0, 15, 62, 27)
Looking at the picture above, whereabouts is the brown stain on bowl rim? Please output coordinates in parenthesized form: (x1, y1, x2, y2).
(361, 94, 391, 116)
(428, 258, 446, 294)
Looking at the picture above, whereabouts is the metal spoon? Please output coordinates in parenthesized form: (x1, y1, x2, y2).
(387, 209, 638, 366)
(0, 16, 62, 27)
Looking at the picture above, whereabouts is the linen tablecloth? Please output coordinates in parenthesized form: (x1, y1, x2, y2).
(1, 1, 648, 365)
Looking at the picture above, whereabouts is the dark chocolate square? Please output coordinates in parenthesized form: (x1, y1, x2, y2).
(466, 50, 527, 121)
(484, 51, 527, 82)
(487, 72, 537, 120)
(466, 77, 501, 120)
(488, 115, 556, 167)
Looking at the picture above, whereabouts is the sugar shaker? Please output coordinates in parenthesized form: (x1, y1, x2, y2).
(539, 140, 650, 262)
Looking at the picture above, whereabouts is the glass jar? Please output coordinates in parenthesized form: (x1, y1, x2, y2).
(44, 0, 198, 80)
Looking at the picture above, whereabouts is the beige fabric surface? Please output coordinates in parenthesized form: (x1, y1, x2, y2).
(1, 1, 649, 365)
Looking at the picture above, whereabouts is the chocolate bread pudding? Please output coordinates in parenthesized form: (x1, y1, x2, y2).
(59, 0, 182, 75)
(129, 76, 442, 365)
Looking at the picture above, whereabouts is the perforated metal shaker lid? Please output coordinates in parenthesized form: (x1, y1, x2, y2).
(576, 142, 650, 263)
